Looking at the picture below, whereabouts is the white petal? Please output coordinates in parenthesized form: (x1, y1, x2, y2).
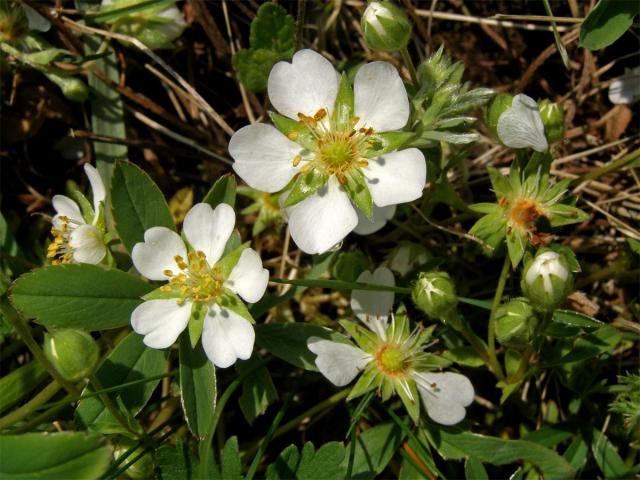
(183, 203, 235, 266)
(131, 227, 187, 281)
(497, 94, 548, 152)
(22, 4, 51, 32)
(52, 195, 84, 229)
(414, 372, 474, 426)
(225, 249, 269, 303)
(131, 299, 191, 349)
(364, 148, 426, 207)
(354, 61, 409, 132)
(351, 267, 395, 337)
(83, 164, 105, 218)
(608, 69, 640, 105)
(284, 176, 358, 254)
(353, 204, 396, 235)
(157, 5, 187, 42)
(307, 337, 372, 387)
(229, 124, 303, 193)
(268, 49, 340, 119)
(201, 305, 255, 368)
(69, 224, 106, 264)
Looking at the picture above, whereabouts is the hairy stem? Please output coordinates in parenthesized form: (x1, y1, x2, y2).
(488, 256, 510, 381)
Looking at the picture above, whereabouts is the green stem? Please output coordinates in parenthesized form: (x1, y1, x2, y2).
(400, 47, 419, 88)
(88, 374, 142, 439)
(0, 381, 62, 431)
(488, 257, 510, 381)
(572, 148, 640, 186)
(9, 394, 73, 434)
(508, 346, 534, 384)
(270, 277, 410, 294)
(1, 302, 81, 396)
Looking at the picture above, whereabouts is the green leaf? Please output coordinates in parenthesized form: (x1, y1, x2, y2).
(423, 426, 574, 479)
(469, 203, 500, 214)
(10, 264, 153, 331)
(579, 0, 639, 50)
(111, 161, 175, 253)
(255, 323, 345, 371)
(545, 325, 621, 366)
(179, 333, 216, 439)
(563, 434, 589, 473)
(238, 354, 278, 425)
(75, 332, 168, 431)
(250, 2, 295, 55)
(0, 362, 48, 415)
(342, 168, 373, 218)
(297, 442, 346, 480)
(331, 250, 368, 283)
(0, 432, 110, 479)
(221, 437, 243, 480)
(203, 174, 237, 209)
(442, 346, 485, 367)
(465, 457, 489, 480)
(283, 167, 329, 208)
(266, 445, 300, 480)
(468, 212, 507, 255)
(589, 428, 628, 479)
(346, 422, 406, 477)
(233, 48, 282, 92)
(552, 309, 603, 329)
(23, 48, 68, 65)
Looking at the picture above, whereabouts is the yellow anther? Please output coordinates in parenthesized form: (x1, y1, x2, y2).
(163, 269, 173, 277)
(301, 163, 312, 173)
(337, 173, 347, 185)
(287, 132, 299, 140)
(348, 129, 357, 137)
(292, 155, 302, 167)
(350, 116, 360, 126)
(357, 160, 369, 168)
(314, 108, 327, 121)
(160, 285, 171, 292)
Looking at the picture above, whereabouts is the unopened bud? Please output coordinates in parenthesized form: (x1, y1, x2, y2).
(43, 329, 99, 381)
(495, 297, 540, 348)
(538, 99, 565, 143)
(412, 271, 457, 320)
(361, 1, 411, 53)
(485, 93, 513, 140)
(521, 250, 574, 311)
(114, 438, 155, 479)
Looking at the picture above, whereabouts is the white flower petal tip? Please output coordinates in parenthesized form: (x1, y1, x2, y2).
(131, 227, 187, 281)
(351, 267, 395, 337)
(51, 195, 84, 229)
(307, 337, 372, 387)
(364, 148, 426, 207)
(229, 124, 303, 193)
(226, 249, 269, 304)
(284, 177, 358, 254)
(69, 224, 106, 264)
(131, 299, 191, 349)
(83, 164, 106, 212)
(497, 94, 548, 152)
(414, 372, 475, 426)
(183, 203, 235, 266)
(354, 204, 396, 235)
(354, 61, 410, 132)
(608, 68, 640, 105)
(268, 49, 340, 120)
(202, 306, 255, 368)
(525, 251, 568, 294)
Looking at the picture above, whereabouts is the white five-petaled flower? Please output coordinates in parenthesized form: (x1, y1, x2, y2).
(497, 94, 548, 153)
(307, 266, 474, 426)
(130, 203, 269, 368)
(524, 251, 568, 294)
(48, 164, 107, 265)
(229, 49, 426, 254)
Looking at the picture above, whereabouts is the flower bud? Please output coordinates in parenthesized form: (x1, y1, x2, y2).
(361, 1, 411, 53)
(538, 99, 565, 143)
(114, 438, 155, 479)
(521, 250, 574, 311)
(43, 329, 99, 381)
(485, 93, 513, 139)
(386, 241, 431, 276)
(412, 271, 457, 320)
(495, 297, 540, 348)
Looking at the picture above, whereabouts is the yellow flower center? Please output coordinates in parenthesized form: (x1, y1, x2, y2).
(162, 251, 224, 306)
(47, 216, 75, 265)
(509, 199, 543, 232)
(375, 343, 409, 377)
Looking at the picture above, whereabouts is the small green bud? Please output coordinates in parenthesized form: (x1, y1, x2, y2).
(361, 1, 411, 53)
(538, 99, 565, 143)
(495, 297, 540, 348)
(485, 93, 513, 139)
(521, 249, 574, 311)
(0, 0, 29, 42)
(62, 78, 89, 103)
(114, 438, 155, 479)
(44, 329, 99, 382)
(412, 271, 457, 320)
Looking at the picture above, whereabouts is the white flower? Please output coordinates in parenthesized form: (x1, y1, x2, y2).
(307, 266, 474, 425)
(608, 67, 640, 105)
(354, 204, 396, 235)
(130, 203, 269, 368)
(524, 251, 568, 294)
(229, 49, 426, 254)
(497, 94, 548, 152)
(48, 164, 107, 265)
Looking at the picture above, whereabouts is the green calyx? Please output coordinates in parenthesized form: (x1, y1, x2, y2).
(44, 329, 100, 382)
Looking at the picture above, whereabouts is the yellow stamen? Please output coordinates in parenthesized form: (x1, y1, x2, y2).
(287, 132, 299, 140)
(292, 155, 302, 167)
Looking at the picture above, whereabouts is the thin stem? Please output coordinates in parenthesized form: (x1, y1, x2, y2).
(508, 345, 534, 384)
(400, 47, 419, 88)
(0, 381, 62, 430)
(295, 0, 306, 50)
(488, 256, 510, 381)
(10, 395, 73, 434)
(572, 148, 640, 186)
(88, 374, 142, 439)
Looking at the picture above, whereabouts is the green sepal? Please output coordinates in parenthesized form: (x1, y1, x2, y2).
(269, 111, 315, 150)
(390, 306, 411, 339)
(142, 284, 181, 301)
(362, 131, 415, 157)
(407, 324, 436, 352)
(487, 167, 512, 199)
(380, 376, 394, 401)
(216, 241, 250, 279)
(339, 319, 379, 354)
(548, 204, 590, 227)
(342, 168, 373, 218)
(468, 212, 507, 255)
(68, 188, 95, 225)
(222, 230, 243, 258)
(282, 166, 329, 208)
(219, 289, 254, 323)
(469, 202, 501, 215)
(188, 302, 207, 348)
(395, 377, 420, 424)
(331, 73, 354, 130)
(347, 364, 382, 401)
(542, 178, 571, 203)
(506, 228, 527, 268)
(413, 354, 453, 370)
